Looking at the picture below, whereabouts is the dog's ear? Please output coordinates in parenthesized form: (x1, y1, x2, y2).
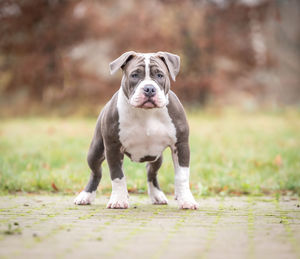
(109, 51, 137, 75)
(156, 52, 180, 81)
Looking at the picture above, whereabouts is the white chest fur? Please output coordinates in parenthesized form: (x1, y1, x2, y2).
(117, 89, 177, 162)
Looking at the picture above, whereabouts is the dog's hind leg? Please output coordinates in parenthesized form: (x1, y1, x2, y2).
(146, 156, 168, 205)
(74, 117, 104, 205)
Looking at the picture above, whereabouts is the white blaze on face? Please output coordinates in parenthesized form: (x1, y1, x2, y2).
(144, 54, 151, 79)
(129, 54, 168, 108)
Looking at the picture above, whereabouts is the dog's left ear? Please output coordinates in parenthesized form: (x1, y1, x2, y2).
(157, 52, 180, 81)
(109, 51, 137, 75)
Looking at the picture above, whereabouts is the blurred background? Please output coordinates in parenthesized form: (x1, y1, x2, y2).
(0, 0, 300, 196)
(0, 0, 299, 116)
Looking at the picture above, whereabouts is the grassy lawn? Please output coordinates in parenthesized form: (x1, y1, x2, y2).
(0, 109, 300, 196)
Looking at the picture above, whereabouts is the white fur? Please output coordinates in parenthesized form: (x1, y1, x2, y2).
(144, 53, 151, 79)
(118, 89, 176, 162)
(172, 153, 199, 210)
(107, 176, 129, 209)
(74, 191, 96, 205)
(148, 182, 168, 205)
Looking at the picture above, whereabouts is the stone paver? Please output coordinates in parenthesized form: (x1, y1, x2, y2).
(0, 195, 299, 259)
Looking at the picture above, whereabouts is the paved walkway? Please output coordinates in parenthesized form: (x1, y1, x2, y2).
(0, 195, 299, 259)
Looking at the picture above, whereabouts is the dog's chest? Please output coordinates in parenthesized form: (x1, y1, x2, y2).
(117, 98, 176, 162)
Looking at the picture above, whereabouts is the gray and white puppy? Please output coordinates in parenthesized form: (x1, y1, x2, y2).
(74, 51, 199, 210)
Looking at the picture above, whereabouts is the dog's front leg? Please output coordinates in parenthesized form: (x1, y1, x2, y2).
(172, 143, 199, 210)
(105, 143, 129, 209)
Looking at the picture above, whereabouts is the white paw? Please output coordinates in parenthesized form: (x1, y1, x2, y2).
(176, 192, 199, 210)
(106, 177, 129, 209)
(106, 195, 129, 209)
(74, 191, 96, 205)
(148, 182, 168, 205)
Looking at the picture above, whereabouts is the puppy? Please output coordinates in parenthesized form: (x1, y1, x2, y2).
(74, 51, 199, 209)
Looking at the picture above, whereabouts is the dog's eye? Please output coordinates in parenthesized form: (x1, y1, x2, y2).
(131, 73, 139, 79)
(157, 73, 164, 79)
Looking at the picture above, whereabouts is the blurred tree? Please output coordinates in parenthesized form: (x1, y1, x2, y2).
(0, 0, 299, 114)
(0, 0, 98, 100)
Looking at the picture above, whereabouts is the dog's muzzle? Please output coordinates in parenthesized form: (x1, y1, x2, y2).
(129, 80, 167, 109)
(140, 84, 157, 108)
(143, 84, 156, 97)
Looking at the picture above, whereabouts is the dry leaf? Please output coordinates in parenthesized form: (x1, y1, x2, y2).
(51, 182, 59, 192)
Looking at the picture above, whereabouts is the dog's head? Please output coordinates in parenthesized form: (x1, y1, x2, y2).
(109, 51, 180, 109)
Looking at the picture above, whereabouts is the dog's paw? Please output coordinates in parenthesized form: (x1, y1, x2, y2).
(178, 200, 199, 210)
(74, 191, 96, 205)
(176, 192, 199, 210)
(148, 182, 168, 205)
(151, 191, 168, 205)
(107, 193, 129, 209)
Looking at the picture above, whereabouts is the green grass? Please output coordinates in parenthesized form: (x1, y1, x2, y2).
(0, 109, 300, 196)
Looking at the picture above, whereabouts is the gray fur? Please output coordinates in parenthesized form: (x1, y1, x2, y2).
(84, 92, 124, 193)
(157, 52, 180, 81)
(167, 91, 190, 167)
(146, 156, 163, 190)
(109, 51, 136, 75)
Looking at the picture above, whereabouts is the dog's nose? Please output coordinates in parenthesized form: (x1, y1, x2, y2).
(143, 85, 156, 97)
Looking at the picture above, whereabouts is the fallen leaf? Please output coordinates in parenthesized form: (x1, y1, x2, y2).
(51, 182, 59, 192)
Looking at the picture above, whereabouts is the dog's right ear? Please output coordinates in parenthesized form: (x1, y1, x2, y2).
(109, 51, 136, 75)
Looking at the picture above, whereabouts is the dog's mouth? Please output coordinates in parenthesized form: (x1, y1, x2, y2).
(138, 98, 157, 109)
